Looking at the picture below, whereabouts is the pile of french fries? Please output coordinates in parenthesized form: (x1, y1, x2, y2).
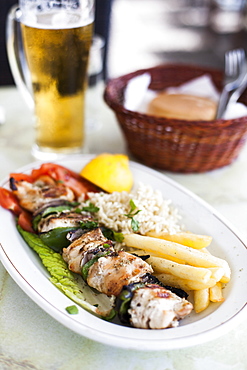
(124, 231, 230, 313)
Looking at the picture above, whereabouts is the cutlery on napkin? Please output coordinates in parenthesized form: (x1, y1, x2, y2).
(216, 48, 246, 119)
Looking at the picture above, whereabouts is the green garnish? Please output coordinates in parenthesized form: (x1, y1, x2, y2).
(82, 202, 100, 213)
(124, 199, 141, 232)
(131, 218, 140, 232)
(66, 305, 79, 315)
(79, 220, 98, 229)
(74, 207, 83, 213)
(113, 231, 124, 243)
(125, 199, 141, 217)
(103, 243, 111, 248)
(101, 227, 124, 243)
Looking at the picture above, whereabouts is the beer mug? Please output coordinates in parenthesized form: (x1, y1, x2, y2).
(7, 0, 95, 159)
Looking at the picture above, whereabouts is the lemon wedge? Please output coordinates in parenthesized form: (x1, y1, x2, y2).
(80, 153, 133, 193)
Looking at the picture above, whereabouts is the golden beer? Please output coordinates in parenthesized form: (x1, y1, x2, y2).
(21, 13, 93, 153)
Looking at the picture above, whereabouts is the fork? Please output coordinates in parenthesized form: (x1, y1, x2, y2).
(216, 48, 246, 119)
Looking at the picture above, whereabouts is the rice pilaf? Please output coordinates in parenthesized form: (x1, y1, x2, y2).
(82, 183, 182, 235)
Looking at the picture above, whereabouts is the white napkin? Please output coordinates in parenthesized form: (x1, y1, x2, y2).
(224, 101, 247, 119)
(165, 74, 219, 102)
(124, 73, 153, 111)
(123, 73, 247, 120)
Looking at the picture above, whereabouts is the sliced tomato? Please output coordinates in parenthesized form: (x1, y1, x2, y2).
(0, 187, 22, 215)
(10, 173, 34, 183)
(31, 163, 79, 183)
(18, 210, 34, 233)
(31, 163, 102, 197)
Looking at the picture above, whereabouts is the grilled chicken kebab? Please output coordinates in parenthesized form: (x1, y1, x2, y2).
(10, 176, 193, 329)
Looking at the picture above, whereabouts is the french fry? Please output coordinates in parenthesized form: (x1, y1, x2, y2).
(208, 267, 225, 282)
(200, 250, 229, 283)
(123, 234, 231, 281)
(125, 232, 229, 313)
(155, 273, 218, 291)
(194, 288, 210, 313)
(220, 275, 230, 284)
(209, 282, 225, 303)
(146, 255, 212, 283)
(130, 248, 186, 264)
(200, 248, 211, 254)
(147, 230, 212, 249)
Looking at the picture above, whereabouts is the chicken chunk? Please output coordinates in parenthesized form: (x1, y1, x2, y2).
(38, 213, 93, 233)
(63, 227, 153, 297)
(10, 179, 75, 212)
(128, 284, 193, 329)
(87, 251, 153, 296)
(62, 228, 109, 274)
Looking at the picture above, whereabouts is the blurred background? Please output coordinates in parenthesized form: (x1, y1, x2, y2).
(108, 0, 247, 77)
(1, 0, 247, 85)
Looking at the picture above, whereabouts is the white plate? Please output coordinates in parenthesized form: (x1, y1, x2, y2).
(0, 154, 246, 351)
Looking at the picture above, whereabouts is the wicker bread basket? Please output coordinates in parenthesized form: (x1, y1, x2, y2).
(104, 64, 247, 173)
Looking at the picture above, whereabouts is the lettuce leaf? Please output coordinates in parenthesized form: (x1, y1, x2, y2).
(17, 226, 115, 320)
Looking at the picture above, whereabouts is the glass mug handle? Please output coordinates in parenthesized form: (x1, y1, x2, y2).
(6, 6, 34, 110)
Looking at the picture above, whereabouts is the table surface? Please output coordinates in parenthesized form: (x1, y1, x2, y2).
(0, 86, 246, 370)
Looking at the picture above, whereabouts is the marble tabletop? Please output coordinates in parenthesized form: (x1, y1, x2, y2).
(0, 86, 246, 370)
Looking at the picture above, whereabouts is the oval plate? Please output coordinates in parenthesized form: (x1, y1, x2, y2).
(0, 154, 246, 351)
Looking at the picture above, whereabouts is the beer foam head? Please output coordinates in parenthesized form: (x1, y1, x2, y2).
(21, 10, 37, 26)
(21, 2, 94, 29)
(51, 12, 82, 28)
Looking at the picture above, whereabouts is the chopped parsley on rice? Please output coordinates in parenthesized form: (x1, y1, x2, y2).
(82, 183, 182, 235)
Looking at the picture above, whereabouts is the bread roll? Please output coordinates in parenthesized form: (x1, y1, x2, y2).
(147, 93, 217, 121)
